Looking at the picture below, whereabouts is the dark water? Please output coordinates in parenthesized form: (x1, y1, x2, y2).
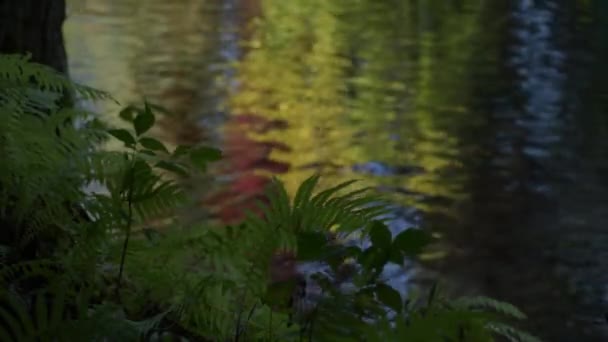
(65, 0, 608, 340)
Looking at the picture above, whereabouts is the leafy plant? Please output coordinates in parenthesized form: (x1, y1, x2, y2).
(0, 53, 540, 341)
(0, 285, 163, 342)
(0, 53, 217, 341)
(248, 177, 541, 342)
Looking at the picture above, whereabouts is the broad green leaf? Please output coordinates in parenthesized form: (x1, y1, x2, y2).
(392, 229, 432, 256)
(369, 221, 392, 250)
(189, 146, 222, 170)
(139, 137, 169, 153)
(375, 283, 402, 312)
(133, 104, 155, 136)
(108, 129, 136, 147)
(119, 105, 139, 122)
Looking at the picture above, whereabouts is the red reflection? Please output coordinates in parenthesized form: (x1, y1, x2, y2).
(206, 113, 290, 224)
(204, 0, 300, 287)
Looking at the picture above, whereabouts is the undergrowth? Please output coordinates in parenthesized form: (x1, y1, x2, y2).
(0, 54, 541, 341)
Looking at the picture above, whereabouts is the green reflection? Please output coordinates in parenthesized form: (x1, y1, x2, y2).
(230, 0, 494, 215)
(62, 1, 608, 338)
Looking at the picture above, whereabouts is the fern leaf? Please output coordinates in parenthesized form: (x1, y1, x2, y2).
(293, 174, 320, 210)
(0, 260, 58, 286)
(0, 53, 114, 102)
(486, 322, 542, 342)
(451, 296, 527, 320)
(309, 179, 359, 209)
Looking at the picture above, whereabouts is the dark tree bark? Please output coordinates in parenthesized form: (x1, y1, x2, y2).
(0, 0, 67, 73)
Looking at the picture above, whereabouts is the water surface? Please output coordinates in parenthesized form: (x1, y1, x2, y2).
(64, 0, 608, 339)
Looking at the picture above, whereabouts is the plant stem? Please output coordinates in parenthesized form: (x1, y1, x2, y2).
(117, 158, 135, 298)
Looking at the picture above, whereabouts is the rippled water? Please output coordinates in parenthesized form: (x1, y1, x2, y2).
(64, 0, 608, 340)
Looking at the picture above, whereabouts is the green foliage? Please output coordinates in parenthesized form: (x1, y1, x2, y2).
(0, 54, 111, 263)
(451, 296, 528, 320)
(0, 53, 113, 106)
(0, 54, 213, 340)
(250, 179, 540, 342)
(0, 286, 161, 342)
(0, 53, 540, 341)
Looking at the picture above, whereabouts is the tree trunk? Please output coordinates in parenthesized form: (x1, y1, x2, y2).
(0, 0, 67, 73)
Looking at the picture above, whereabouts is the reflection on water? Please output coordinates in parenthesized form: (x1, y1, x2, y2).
(65, 0, 608, 339)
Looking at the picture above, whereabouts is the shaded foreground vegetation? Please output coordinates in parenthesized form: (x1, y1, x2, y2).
(0, 54, 542, 341)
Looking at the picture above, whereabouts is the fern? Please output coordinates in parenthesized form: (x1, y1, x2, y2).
(0, 53, 113, 103)
(486, 322, 543, 342)
(0, 53, 543, 341)
(0, 54, 180, 341)
(270, 175, 390, 234)
(0, 54, 115, 262)
(0, 286, 162, 342)
(448, 296, 545, 342)
(154, 176, 392, 338)
(0, 259, 59, 287)
(240, 175, 390, 271)
(451, 296, 527, 320)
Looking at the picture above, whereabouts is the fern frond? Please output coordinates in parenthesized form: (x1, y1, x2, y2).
(0, 286, 160, 342)
(132, 180, 185, 221)
(0, 291, 33, 342)
(0, 260, 59, 287)
(257, 175, 390, 236)
(451, 296, 527, 320)
(293, 174, 322, 210)
(0, 56, 116, 257)
(0, 53, 114, 102)
(486, 322, 542, 342)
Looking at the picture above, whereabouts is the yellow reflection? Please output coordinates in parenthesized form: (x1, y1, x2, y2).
(230, 0, 488, 216)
